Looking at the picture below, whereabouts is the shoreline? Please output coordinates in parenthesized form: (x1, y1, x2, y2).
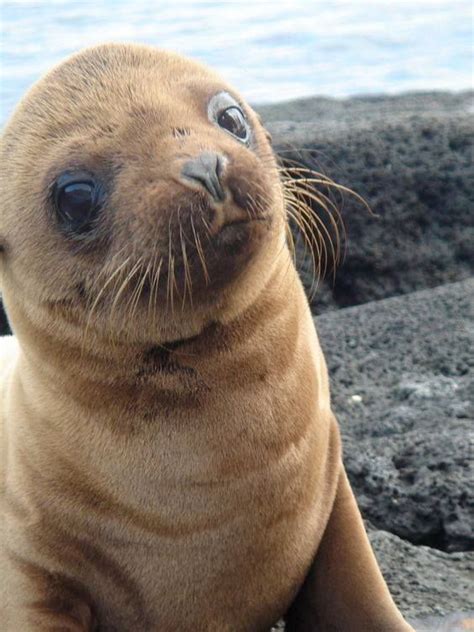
(254, 88, 473, 117)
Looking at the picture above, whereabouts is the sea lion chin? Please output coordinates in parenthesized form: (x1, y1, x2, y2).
(0, 43, 414, 631)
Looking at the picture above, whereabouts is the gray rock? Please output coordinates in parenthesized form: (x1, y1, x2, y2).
(369, 529, 473, 619)
(316, 278, 474, 553)
(411, 612, 474, 632)
(256, 91, 474, 312)
(256, 91, 473, 126)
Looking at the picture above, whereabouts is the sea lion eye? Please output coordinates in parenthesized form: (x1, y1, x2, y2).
(208, 92, 251, 144)
(217, 107, 249, 142)
(53, 171, 105, 233)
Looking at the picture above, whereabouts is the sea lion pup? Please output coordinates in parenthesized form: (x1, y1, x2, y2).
(0, 43, 413, 631)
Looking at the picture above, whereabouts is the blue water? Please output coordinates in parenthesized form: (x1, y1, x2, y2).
(1, 0, 472, 125)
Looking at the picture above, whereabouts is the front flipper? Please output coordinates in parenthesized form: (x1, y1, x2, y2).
(285, 468, 413, 632)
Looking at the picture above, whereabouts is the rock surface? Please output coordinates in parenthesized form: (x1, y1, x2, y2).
(257, 91, 474, 313)
(410, 612, 474, 632)
(369, 530, 473, 620)
(315, 279, 474, 622)
(317, 280, 474, 551)
(317, 279, 473, 555)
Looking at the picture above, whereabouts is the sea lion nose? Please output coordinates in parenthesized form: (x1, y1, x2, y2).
(181, 152, 226, 202)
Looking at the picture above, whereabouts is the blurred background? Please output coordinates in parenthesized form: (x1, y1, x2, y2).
(1, 0, 472, 123)
(1, 2, 473, 627)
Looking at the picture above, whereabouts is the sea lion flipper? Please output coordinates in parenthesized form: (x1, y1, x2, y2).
(285, 468, 414, 632)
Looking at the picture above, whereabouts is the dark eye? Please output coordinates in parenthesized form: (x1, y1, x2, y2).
(217, 107, 249, 142)
(53, 171, 105, 234)
(208, 92, 252, 144)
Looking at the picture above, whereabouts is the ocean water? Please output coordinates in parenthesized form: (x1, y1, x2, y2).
(1, 0, 472, 125)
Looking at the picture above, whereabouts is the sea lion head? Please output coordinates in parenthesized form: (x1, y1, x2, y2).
(0, 43, 287, 346)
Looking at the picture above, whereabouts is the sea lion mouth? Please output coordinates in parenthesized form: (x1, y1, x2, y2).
(79, 208, 272, 322)
(223, 216, 268, 226)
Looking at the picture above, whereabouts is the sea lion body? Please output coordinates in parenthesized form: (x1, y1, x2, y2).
(0, 44, 413, 631)
(1, 274, 339, 631)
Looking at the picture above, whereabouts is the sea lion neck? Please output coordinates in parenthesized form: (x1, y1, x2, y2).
(9, 257, 302, 420)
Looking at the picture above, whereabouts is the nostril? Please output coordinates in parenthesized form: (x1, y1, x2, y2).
(181, 152, 226, 202)
(215, 154, 225, 178)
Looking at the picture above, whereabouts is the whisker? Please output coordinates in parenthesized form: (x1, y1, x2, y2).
(82, 251, 131, 353)
(275, 152, 369, 299)
(190, 214, 210, 285)
(150, 257, 163, 331)
(166, 213, 174, 316)
(110, 259, 142, 322)
(177, 208, 193, 311)
(285, 199, 323, 297)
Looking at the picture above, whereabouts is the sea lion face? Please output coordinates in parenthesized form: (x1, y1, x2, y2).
(0, 44, 285, 344)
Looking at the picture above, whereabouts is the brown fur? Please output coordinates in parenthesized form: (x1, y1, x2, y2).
(0, 43, 413, 631)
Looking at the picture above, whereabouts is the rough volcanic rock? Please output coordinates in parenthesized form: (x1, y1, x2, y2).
(410, 612, 474, 632)
(369, 530, 473, 620)
(316, 278, 474, 554)
(257, 91, 474, 313)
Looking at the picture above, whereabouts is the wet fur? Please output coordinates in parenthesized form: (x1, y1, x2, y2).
(0, 44, 412, 631)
